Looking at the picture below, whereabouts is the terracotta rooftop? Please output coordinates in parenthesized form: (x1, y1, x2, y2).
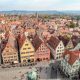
(71, 35, 80, 47)
(47, 36, 60, 50)
(1, 31, 18, 52)
(1, 39, 8, 53)
(58, 36, 70, 47)
(17, 34, 26, 49)
(32, 35, 43, 51)
(63, 50, 80, 65)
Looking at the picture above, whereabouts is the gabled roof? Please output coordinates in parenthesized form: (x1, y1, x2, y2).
(58, 35, 70, 47)
(1, 31, 17, 53)
(71, 35, 80, 47)
(1, 39, 8, 53)
(32, 35, 43, 51)
(47, 36, 60, 50)
(17, 34, 26, 49)
(63, 50, 80, 65)
(1, 38, 17, 54)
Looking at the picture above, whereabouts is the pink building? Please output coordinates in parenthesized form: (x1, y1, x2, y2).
(32, 35, 50, 62)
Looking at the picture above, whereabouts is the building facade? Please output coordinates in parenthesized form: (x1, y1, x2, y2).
(18, 34, 35, 63)
(47, 36, 64, 61)
(32, 35, 50, 62)
(2, 42, 18, 64)
(1, 31, 19, 64)
(61, 50, 80, 78)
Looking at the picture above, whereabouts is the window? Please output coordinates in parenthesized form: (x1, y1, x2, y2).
(6, 50, 9, 52)
(11, 59, 13, 61)
(23, 60, 26, 62)
(46, 58, 48, 60)
(25, 44, 28, 46)
(31, 59, 34, 62)
(57, 50, 59, 52)
(60, 47, 63, 49)
(28, 47, 31, 49)
(60, 44, 62, 46)
(23, 48, 26, 50)
(59, 53, 61, 54)
(58, 56, 61, 58)
(60, 50, 61, 52)
(14, 53, 16, 54)
(14, 59, 17, 61)
(30, 55, 34, 57)
(7, 46, 9, 48)
(21, 52, 25, 54)
(3, 57, 6, 59)
(42, 48, 44, 50)
(56, 57, 58, 59)
(14, 56, 17, 58)
(10, 56, 13, 58)
(42, 45, 43, 47)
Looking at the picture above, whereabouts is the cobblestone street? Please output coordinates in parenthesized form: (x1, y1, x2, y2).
(0, 61, 70, 80)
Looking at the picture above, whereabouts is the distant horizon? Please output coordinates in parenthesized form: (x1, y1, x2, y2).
(0, 0, 80, 11)
(0, 10, 80, 15)
(0, 10, 80, 11)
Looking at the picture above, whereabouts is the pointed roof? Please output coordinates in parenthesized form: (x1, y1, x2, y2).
(1, 31, 17, 53)
(1, 39, 8, 53)
(63, 50, 80, 65)
(32, 35, 43, 51)
(58, 35, 70, 47)
(1, 38, 17, 54)
(71, 35, 80, 47)
(17, 34, 26, 49)
(47, 36, 60, 50)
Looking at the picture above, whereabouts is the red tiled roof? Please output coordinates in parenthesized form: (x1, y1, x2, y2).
(63, 50, 80, 65)
(58, 36, 70, 47)
(17, 34, 26, 49)
(32, 35, 43, 51)
(47, 36, 60, 50)
(1, 39, 8, 53)
(9, 21, 21, 25)
(71, 35, 80, 47)
(1, 31, 15, 53)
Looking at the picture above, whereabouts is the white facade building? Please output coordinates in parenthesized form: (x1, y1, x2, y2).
(61, 50, 80, 78)
(47, 36, 64, 61)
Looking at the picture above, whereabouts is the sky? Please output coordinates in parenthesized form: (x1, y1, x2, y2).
(0, 0, 80, 11)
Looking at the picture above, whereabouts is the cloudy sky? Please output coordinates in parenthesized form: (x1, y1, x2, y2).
(0, 0, 80, 11)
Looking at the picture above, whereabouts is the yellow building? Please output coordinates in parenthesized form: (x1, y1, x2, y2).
(18, 34, 35, 63)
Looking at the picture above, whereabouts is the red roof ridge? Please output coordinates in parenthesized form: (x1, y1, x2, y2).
(63, 50, 80, 65)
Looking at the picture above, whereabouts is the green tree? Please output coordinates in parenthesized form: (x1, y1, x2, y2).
(68, 22, 76, 28)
